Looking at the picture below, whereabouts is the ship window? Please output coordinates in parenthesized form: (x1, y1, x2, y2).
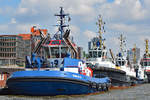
(148, 61, 150, 66)
(51, 47, 59, 58)
(89, 51, 92, 58)
(144, 62, 147, 66)
(98, 51, 102, 57)
(102, 52, 105, 57)
(118, 61, 121, 66)
(61, 47, 68, 58)
(44, 47, 50, 58)
(93, 51, 97, 58)
(122, 60, 125, 66)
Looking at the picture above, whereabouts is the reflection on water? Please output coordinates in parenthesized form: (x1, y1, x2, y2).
(1, 84, 150, 100)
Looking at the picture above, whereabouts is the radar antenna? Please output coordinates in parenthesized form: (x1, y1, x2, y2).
(118, 34, 126, 56)
(96, 15, 105, 49)
(54, 7, 70, 39)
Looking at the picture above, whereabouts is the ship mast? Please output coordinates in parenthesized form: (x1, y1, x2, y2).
(96, 15, 105, 49)
(118, 34, 126, 56)
(54, 7, 70, 40)
(133, 44, 137, 64)
(145, 39, 149, 57)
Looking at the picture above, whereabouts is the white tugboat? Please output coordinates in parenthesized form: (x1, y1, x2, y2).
(115, 34, 138, 85)
(86, 16, 130, 87)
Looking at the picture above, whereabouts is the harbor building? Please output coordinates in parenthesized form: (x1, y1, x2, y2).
(127, 47, 140, 64)
(0, 27, 48, 67)
(0, 35, 25, 66)
(0, 35, 28, 87)
(30, 26, 48, 57)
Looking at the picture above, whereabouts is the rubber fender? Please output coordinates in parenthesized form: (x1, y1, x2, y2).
(89, 82, 92, 88)
(96, 83, 99, 91)
(105, 83, 110, 91)
(102, 83, 107, 91)
(97, 84, 102, 91)
(108, 83, 111, 87)
(92, 82, 97, 89)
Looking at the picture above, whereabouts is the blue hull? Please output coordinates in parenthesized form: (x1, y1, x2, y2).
(6, 71, 110, 95)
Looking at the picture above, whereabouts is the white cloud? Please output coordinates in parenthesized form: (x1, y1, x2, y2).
(70, 25, 80, 37)
(0, 23, 34, 34)
(99, 0, 150, 22)
(83, 30, 97, 41)
(115, 0, 122, 5)
(0, 25, 9, 33)
(17, 7, 28, 14)
(131, 0, 148, 20)
(11, 18, 17, 24)
(108, 23, 137, 33)
(139, 35, 150, 42)
(13, 0, 106, 23)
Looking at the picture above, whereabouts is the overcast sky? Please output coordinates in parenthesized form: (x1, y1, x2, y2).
(0, 0, 150, 56)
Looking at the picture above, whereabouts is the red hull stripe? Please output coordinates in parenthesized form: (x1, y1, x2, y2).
(145, 70, 150, 72)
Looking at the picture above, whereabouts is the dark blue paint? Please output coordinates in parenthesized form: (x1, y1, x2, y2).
(7, 71, 110, 95)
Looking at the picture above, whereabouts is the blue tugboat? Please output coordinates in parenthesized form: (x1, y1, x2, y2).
(6, 7, 111, 96)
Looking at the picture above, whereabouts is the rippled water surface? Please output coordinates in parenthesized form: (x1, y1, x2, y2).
(1, 84, 150, 100)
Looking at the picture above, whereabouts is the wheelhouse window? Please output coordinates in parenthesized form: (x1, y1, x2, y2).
(144, 62, 147, 66)
(61, 47, 68, 58)
(102, 52, 105, 57)
(89, 51, 92, 58)
(93, 51, 97, 58)
(116, 58, 125, 66)
(44, 46, 69, 58)
(44, 47, 50, 58)
(122, 60, 125, 66)
(98, 51, 102, 57)
(51, 47, 59, 58)
(143, 61, 150, 66)
(148, 61, 150, 66)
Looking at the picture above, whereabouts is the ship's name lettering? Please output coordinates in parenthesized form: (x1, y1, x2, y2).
(72, 74, 81, 78)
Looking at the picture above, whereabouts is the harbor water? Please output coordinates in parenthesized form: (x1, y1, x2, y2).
(1, 84, 150, 100)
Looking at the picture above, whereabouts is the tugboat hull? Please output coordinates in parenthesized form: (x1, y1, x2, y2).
(7, 78, 92, 95)
(6, 71, 110, 95)
(146, 72, 150, 83)
(92, 67, 137, 87)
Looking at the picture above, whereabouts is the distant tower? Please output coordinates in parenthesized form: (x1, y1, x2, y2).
(127, 46, 140, 64)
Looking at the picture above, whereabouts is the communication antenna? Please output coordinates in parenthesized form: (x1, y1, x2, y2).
(145, 39, 149, 56)
(54, 7, 70, 39)
(96, 15, 105, 49)
(118, 34, 126, 56)
(133, 44, 137, 64)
